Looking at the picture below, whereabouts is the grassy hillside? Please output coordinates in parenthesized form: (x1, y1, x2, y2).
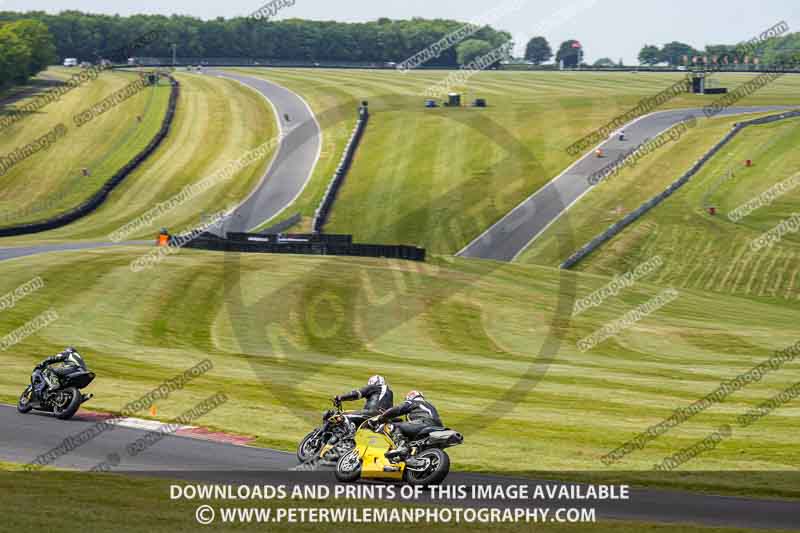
(0, 68, 170, 226)
(0, 248, 799, 495)
(0, 71, 277, 245)
(227, 69, 800, 253)
(564, 117, 800, 301)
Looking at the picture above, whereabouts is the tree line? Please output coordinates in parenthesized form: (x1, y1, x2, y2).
(0, 19, 56, 89)
(0, 11, 510, 67)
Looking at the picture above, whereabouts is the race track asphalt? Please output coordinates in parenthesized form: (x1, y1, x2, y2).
(2, 405, 799, 530)
(457, 105, 799, 262)
(207, 70, 321, 233)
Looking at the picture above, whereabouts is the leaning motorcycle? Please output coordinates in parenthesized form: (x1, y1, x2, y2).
(335, 419, 463, 485)
(17, 355, 95, 420)
(297, 399, 371, 463)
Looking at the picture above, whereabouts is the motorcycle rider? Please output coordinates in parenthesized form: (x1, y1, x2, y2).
(32, 347, 84, 399)
(373, 390, 443, 460)
(333, 375, 393, 416)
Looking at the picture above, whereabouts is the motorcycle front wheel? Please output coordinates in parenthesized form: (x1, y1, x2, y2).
(403, 448, 450, 486)
(53, 387, 81, 420)
(17, 386, 33, 414)
(297, 429, 324, 462)
(334, 449, 362, 483)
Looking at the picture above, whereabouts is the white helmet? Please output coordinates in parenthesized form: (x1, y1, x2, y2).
(367, 375, 385, 387)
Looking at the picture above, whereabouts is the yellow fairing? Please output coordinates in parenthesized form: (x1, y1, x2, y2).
(354, 427, 404, 480)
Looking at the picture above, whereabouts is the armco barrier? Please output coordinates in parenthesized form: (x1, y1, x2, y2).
(179, 232, 425, 262)
(561, 109, 800, 269)
(312, 103, 369, 233)
(0, 73, 180, 237)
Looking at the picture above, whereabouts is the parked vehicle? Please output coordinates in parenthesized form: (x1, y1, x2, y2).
(63, 58, 78, 67)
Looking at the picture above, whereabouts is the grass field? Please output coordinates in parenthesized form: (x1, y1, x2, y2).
(0, 69, 277, 244)
(227, 69, 800, 253)
(550, 116, 800, 302)
(1, 247, 799, 496)
(1, 464, 782, 533)
(0, 68, 170, 226)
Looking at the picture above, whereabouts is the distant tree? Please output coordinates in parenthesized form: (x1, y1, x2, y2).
(456, 39, 494, 65)
(593, 57, 615, 67)
(638, 44, 662, 65)
(524, 36, 552, 64)
(555, 39, 582, 67)
(661, 41, 697, 66)
(7, 20, 56, 74)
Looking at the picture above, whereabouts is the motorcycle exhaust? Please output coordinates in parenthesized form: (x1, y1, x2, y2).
(80, 393, 93, 404)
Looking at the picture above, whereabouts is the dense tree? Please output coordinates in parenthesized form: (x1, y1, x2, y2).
(593, 57, 615, 67)
(524, 36, 552, 65)
(660, 41, 699, 66)
(456, 39, 494, 65)
(555, 39, 582, 68)
(0, 19, 56, 89)
(637, 44, 662, 65)
(0, 11, 511, 68)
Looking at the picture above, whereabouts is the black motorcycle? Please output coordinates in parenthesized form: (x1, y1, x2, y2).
(17, 355, 95, 420)
(297, 399, 370, 463)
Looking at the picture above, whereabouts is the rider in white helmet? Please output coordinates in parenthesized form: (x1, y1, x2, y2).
(334, 375, 393, 416)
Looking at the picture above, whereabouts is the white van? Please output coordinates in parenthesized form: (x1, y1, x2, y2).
(63, 58, 78, 67)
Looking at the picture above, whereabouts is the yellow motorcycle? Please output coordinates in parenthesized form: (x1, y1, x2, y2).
(334, 419, 463, 485)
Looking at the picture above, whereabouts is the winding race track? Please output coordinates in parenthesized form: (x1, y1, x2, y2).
(2, 79, 800, 529)
(2, 405, 799, 529)
(207, 70, 321, 233)
(457, 105, 799, 262)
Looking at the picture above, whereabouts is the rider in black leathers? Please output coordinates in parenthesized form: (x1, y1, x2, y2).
(334, 375, 393, 416)
(374, 390, 443, 458)
(32, 347, 83, 398)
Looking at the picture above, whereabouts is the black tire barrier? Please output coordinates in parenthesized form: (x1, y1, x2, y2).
(179, 231, 425, 262)
(312, 104, 369, 233)
(0, 74, 180, 237)
(561, 109, 800, 270)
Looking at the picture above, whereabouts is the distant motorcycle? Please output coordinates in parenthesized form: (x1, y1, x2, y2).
(17, 355, 95, 420)
(297, 399, 370, 463)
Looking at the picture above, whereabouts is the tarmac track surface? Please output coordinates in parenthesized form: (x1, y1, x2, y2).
(1, 405, 799, 530)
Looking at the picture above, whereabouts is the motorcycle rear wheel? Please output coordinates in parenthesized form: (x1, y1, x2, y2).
(334, 449, 362, 483)
(17, 386, 33, 414)
(53, 387, 81, 420)
(403, 448, 450, 486)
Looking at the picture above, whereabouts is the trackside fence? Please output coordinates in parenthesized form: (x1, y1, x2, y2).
(312, 103, 369, 233)
(0, 74, 180, 237)
(179, 231, 425, 262)
(561, 109, 800, 269)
